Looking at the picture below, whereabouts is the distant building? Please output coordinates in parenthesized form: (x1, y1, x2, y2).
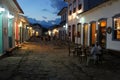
(48, 25, 60, 40)
(31, 23, 42, 37)
(58, 7, 68, 40)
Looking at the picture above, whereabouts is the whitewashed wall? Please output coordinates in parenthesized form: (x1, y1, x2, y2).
(78, 0, 120, 51)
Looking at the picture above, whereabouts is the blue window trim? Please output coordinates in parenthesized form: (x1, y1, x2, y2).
(112, 13, 120, 41)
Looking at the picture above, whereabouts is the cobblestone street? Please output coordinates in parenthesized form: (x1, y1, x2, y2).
(0, 38, 120, 80)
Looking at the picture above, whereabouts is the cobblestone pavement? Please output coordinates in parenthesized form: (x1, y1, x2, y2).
(0, 38, 120, 80)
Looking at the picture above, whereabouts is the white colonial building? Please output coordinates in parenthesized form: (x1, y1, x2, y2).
(65, 0, 120, 52)
(58, 7, 68, 40)
(77, 0, 120, 51)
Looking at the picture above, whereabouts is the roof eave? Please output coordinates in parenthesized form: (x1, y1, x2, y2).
(13, 0, 24, 14)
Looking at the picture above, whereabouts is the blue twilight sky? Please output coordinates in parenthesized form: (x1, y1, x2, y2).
(17, 0, 67, 27)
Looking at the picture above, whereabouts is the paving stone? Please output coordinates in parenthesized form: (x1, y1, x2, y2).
(0, 40, 120, 80)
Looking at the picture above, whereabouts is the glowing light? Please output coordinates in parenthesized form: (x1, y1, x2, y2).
(27, 27, 29, 29)
(98, 22, 100, 25)
(53, 29, 58, 35)
(76, 16, 79, 19)
(63, 25, 66, 28)
(36, 31, 39, 36)
(29, 27, 32, 30)
(18, 22, 22, 27)
(48, 30, 51, 36)
(0, 7, 5, 13)
(114, 18, 117, 21)
(117, 27, 120, 29)
(8, 13, 14, 19)
(80, 17, 85, 24)
(72, 13, 76, 19)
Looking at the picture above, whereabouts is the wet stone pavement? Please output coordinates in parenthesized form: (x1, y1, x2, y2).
(0, 38, 120, 80)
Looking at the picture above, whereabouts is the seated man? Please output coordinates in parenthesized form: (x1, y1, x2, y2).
(86, 44, 101, 66)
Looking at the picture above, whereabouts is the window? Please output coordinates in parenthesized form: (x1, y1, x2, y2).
(73, 0, 76, 13)
(113, 17, 120, 40)
(69, 4, 72, 15)
(78, 0, 82, 10)
(68, 26, 71, 37)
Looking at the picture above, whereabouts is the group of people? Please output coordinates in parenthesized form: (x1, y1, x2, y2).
(86, 43, 102, 66)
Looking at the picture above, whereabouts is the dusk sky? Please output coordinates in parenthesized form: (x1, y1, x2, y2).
(17, 0, 67, 27)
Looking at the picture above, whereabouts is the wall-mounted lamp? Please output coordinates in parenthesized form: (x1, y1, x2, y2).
(27, 27, 29, 29)
(0, 7, 5, 13)
(8, 13, 14, 19)
(98, 22, 100, 25)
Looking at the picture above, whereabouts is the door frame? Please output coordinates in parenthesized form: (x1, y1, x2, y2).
(0, 13, 3, 53)
(89, 21, 96, 46)
(98, 18, 107, 49)
(83, 23, 88, 46)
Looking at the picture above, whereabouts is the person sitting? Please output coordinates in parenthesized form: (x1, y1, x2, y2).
(97, 44, 103, 63)
(86, 44, 100, 66)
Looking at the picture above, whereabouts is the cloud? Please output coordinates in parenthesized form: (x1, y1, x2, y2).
(52, 11, 58, 14)
(27, 17, 60, 28)
(50, 0, 67, 11)
(42, 16, 47, 19)
(42, 9, 49, 12)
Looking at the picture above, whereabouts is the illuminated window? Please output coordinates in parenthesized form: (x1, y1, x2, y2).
(113, 17, 120, 40)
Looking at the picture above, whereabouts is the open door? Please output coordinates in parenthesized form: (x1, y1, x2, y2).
(90, 22, 96, 45)
(8, 19, 13, 48)
(98, 20, 107, 48)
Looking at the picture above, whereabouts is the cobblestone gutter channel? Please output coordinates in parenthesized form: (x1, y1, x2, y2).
(60, 61, 94, 80)
(6, 49, 31, 80)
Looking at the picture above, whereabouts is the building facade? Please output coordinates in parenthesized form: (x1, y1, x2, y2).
(31, 24, 42, 37)
(58, 7, 68, 40)
(65, 0, 120, 51)
(0, 0, 28, 55)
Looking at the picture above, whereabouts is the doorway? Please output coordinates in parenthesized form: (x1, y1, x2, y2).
(77, 23, 81, 44)
(90, 22, 96, 45)
(98, 19, 107, 48)
(83, 24, 88, 46)
(0, 13, 3, 53)
(8, 19, 13, 48)
(72, 25, 75, 42)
